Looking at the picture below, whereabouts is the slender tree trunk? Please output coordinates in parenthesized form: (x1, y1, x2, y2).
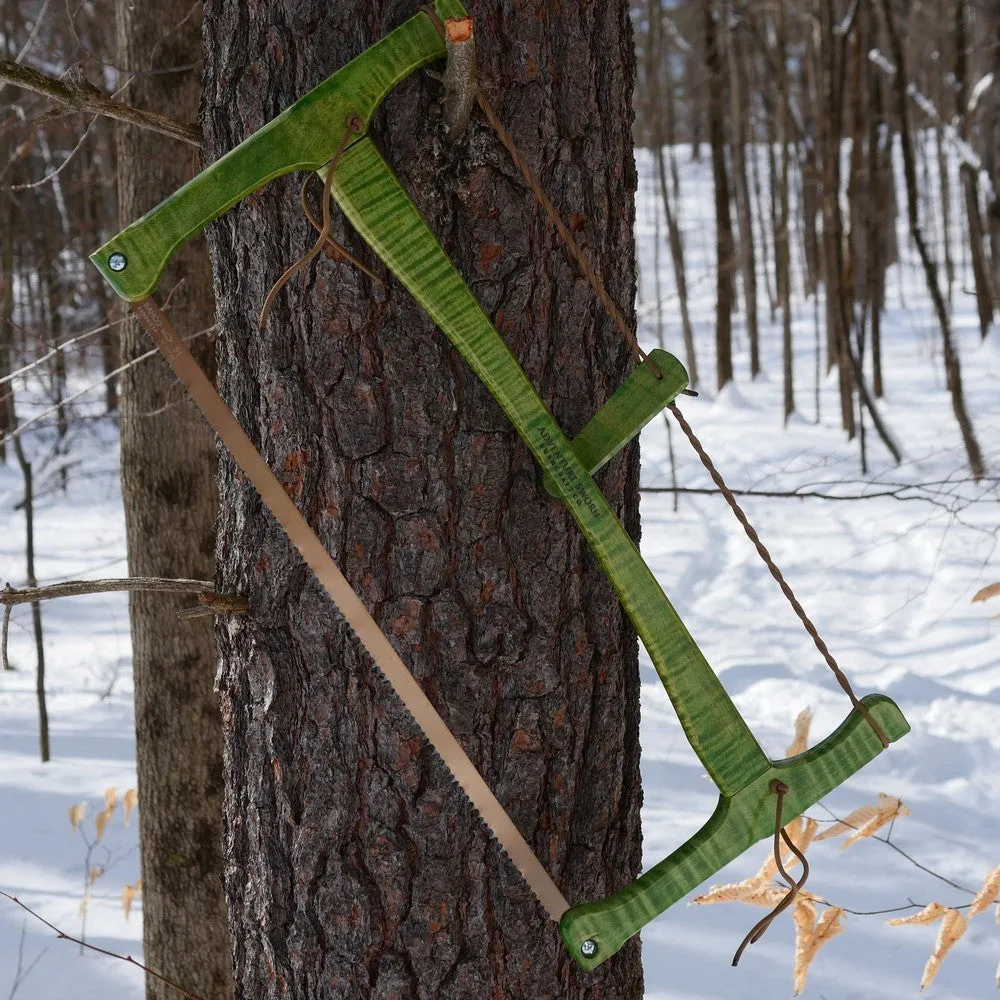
(774, 4, 794, 422)
(881, 0, 983, 479)
(1, 199, 13, 461)
(986, 2, 1000, 302)
(954, 0, 996, 338)
(866, 23, 887, 398)
(817, 0, 855, 436)
(648, 0, 698, 388)
(11, 429, 49, 761)
(203, 2, 644, 997)
(114, 1, 233, 997)
(725, 7, 759, 377)
(800, 40, 821, 299)
(703, 0, 735, 389)
(763, 104, 781, 321)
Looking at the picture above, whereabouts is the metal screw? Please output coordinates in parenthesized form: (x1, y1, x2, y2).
(580, 939, 597, 958)
(108, 252, 128, 272)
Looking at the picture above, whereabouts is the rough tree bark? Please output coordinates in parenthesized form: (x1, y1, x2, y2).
(115, 1, 233, 997)
(203, 2, 643, 998)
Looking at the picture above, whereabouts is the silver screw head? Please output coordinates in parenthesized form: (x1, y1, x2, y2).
(108, 252, 128, 272)
(580, 939, 598, 958)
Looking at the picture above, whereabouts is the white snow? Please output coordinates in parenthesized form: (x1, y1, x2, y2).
(969, 73, 994, 115)
(1, 138, 998, 999)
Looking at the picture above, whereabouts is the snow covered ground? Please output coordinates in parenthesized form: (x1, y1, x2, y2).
(1, 144, 997, 999)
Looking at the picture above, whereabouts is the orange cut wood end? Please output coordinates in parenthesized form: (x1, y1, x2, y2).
(446, 16, 473, 42)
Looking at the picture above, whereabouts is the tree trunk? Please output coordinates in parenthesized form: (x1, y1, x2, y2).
(114, 1, 234, 997)
(1, 199, 13, 461)
(203, 2, 644, 997)
(702, 0, 735, 390)
(987, 3, 1000, 302)
(880, 0, 984, 479)
(775, 5, 795, 422)
(648, 0, 698, 388)
(954, 0, 996, 338)
(725, 7, 760, 378)
(817, 0, 855, 436)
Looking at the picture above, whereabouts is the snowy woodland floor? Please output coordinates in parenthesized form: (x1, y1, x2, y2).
(1, 144, 998, 999)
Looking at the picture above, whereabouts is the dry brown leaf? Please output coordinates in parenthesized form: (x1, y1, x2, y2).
(786, 708, 813, 757)
(792, 896, 817, 983)
(972, 582, 1000, 604)
(78, 893, 89, 918)
(794, 906, 844, 996)
(743, 886, 797, 909)
(815, 803, 880, 841)
(693, 876, 767, 905)
(968, 863, 1000, 918)
(68, 802, 87, 831)
(88, 865, 104, 885)
(104, 787, 117, 812)
(123, 788, 138, 827)
(887, 901, 948, 927)
(920, 908, 967, 991)
(94, 807, 112, 844)
(135, 877, 142, 897)
(818, 793, 910, 848)
(842, 795, 910, 848)
(122, 884, 136, 920)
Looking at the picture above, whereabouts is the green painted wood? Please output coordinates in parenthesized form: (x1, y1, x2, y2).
(91, 15, 911, 973)
(560, 695, 909, 969)
(541, 349, 688, 497)
(89, 0, 468, 301)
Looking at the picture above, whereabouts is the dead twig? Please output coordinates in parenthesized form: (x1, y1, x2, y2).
(0, 57, 201, 146)
(0, 890, 206, 1000)
(1, 577, 215, 606)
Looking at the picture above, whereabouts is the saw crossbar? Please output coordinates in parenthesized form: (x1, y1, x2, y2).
(541, 349, 688, 498)
(90, 0, 909, 973)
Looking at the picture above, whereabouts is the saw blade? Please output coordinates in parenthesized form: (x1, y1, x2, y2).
(131, 296, 570, 923)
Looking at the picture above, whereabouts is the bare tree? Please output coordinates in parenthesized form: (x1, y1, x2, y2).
(113, 0, 234, 996)
(880, 0, 984, 480)
(702, 0, 735, 389)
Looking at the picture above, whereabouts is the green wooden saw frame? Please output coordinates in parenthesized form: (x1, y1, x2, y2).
(91, 0, 908, 972)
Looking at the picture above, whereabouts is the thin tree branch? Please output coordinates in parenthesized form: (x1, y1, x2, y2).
(0, 890, 207, 1000)
(0, 323, 216, 448)
(1, 578, 215, 606)
(0, 58, 201, 146)
(10, 114, 96, 191)
(639, 485, 964, 504)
